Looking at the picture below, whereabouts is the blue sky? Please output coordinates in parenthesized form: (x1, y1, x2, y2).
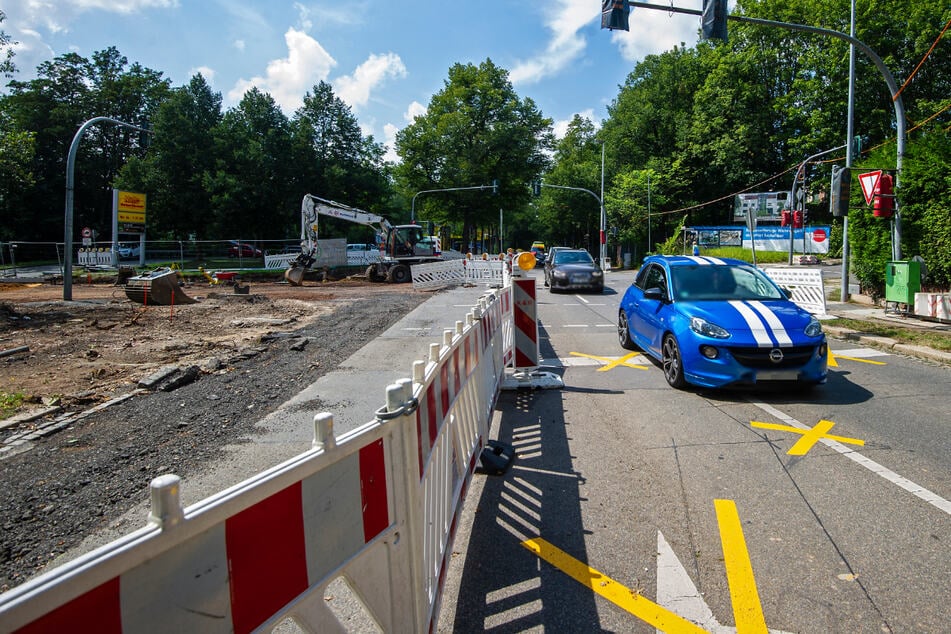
(4, 1, 708, 161)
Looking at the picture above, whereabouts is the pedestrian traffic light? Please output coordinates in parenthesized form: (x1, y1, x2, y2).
(830, 166, 850, 217)
(872, 172, 895, 218)
(793, 210, 803, 229)
(701, 0, 728, 42)
(601, 0, 630, 31)
(780, 210, 790, 227)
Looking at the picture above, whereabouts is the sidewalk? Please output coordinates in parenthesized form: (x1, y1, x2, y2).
(823, 296, 951, 365)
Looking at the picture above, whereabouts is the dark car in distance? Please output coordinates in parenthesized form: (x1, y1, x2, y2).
(544, 249, 603, 293)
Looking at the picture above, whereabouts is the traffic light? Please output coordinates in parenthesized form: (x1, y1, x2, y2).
(793, 210, 803, 229)
(780, 210, 790, 227)
(830, 166, 850, 217)
(701, 0, 728, 42)
(873, 172, 895, 218)
(601, 0, 630, 31)
(531, 180, 541, 197)
(491, 179, 499, 195)
(852, 134, 870, 158)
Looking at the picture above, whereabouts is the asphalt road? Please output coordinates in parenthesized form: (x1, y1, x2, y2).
(438, 269, 951, 633)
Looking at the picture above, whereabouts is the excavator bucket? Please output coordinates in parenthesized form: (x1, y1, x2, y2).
(125, 268, 197, 305)
(284, 263, 307, 286)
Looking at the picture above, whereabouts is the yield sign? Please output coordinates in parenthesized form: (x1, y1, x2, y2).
(858, 170, 882, 206)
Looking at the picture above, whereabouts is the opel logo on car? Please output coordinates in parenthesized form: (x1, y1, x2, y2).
(769, 348, 785, 364)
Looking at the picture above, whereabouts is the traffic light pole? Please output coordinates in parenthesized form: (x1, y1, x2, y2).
(788, 144, 846, 265)
(536, 182, 606, 268)
(410, 183, 497, 222)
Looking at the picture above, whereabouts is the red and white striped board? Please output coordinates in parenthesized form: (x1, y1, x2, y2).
(511, 278, 539, 369)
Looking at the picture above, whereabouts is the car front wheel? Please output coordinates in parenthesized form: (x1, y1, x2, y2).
(662, 334, 687, 389)
(618, 311, 637, 351)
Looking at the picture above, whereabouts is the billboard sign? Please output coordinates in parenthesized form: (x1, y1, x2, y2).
(733, 192, 789, 221)
(117, 190, 146, 233)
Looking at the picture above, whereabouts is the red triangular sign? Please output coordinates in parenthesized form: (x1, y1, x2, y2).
(858, 170, 882, 206)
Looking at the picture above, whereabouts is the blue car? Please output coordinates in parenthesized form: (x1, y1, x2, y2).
(618, 255, 828, 389)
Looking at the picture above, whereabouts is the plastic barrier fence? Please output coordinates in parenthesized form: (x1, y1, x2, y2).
(0, 286, 512, 634)
(762, 266, 826, 316)
(411, 259, 505, 290)
(77, 249, 117, 267)
(914, 293, 951, 321)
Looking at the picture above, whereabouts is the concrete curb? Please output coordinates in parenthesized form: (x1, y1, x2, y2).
(824, 326, 951, 365)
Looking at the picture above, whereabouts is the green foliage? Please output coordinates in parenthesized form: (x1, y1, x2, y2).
(0, 391, 25, 420)
(394, 59, 553, 246)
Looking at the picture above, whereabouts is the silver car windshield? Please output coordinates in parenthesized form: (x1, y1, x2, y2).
(554, 251, 594, 265)
(670, 265, 784, 301)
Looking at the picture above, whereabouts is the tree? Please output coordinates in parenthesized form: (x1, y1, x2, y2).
(204, 88, 294, 240)
(1, 11, 16, 78)
(117, 74, 221, 240)
(394, 59, 553, 247)
(536, 116, 603, 251)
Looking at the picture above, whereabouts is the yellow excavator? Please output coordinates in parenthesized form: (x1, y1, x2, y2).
(284, 195, 442, 285)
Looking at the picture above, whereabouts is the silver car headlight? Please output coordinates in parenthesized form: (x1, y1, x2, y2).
(805, 316, 823, 337)
(591, 270, 603, 277)
(553, 270, 568, 278)
(690, 316, 730, 339)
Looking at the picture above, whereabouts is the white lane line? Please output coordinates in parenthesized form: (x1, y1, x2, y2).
(749, 400, 951, 516)
(832, 348, 890, 358)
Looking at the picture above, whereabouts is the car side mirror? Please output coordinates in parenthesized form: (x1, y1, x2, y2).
(644, 287, 666, 301)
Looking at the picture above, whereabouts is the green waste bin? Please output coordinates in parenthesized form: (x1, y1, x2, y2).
(885, 261, 921, 304)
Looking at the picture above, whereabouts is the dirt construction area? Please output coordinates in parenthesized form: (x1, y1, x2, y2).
(0, 275, 431, 592)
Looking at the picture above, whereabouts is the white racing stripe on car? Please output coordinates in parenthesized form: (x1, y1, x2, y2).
(728, 300, 775, 347)
(684, 256, 727, 265)
(745, 300, 793, 346)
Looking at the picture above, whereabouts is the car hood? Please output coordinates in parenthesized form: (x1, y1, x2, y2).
(676, 299, 818, 345)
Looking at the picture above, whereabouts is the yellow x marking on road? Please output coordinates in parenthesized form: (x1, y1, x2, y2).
(569, 351, 649, 372)
(751, 419, 865, 456)
(828, 350, 887, 368)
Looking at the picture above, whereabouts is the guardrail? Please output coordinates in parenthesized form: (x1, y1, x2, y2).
(0, 284, 514, 633)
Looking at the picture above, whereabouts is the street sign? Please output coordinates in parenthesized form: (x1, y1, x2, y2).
(858, 170, 882, 206)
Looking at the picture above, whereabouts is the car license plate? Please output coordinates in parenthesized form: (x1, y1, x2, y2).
(571, 274, 588, 283)
(757, 369, 798, 381)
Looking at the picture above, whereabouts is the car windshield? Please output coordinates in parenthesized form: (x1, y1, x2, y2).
(553, 251, 594, 265)
(670, 265, 784, 301)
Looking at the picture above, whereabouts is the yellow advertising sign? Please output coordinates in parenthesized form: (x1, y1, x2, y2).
(118, 191, 147, 224)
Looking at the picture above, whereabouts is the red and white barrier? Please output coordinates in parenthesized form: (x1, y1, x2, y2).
(0, 287, 513, 633)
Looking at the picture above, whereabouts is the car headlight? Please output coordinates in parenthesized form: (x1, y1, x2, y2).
(805, 316, 823, 337)
(591, 271, 603, 277)
(690, 316, 730, 339)
(553, 270, 568, 278)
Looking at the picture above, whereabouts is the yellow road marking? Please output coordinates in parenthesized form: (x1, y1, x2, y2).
(521, 538, 707, 633)
(569, 351, 649, 372)
(751, 419, 864, 456)
(828, 351, 887, 368)
(714, 499, 768, 634)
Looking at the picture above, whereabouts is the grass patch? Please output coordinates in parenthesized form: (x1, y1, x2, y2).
(0, 391, 26, 420)
(824, 318, 951, 352)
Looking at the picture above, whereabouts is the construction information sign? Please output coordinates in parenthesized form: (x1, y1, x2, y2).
(116, 190, 146, 231)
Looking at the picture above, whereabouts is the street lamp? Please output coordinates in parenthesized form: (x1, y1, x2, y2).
(64, 116, 151, 301)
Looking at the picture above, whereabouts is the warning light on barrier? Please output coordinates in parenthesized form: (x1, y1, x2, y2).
(516, 251, 536, 271)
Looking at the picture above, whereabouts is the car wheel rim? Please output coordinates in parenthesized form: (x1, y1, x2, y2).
(663, 338, 680, 382)
(618, 313, 628, 345)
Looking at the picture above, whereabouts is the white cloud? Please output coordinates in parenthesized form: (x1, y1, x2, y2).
(189, 66, 215, 84)
(233, 39, 246, 52)
(333, 52, 407, 110)
(229, 27, 336, 113)
(404, 101, 426, 122)
(611, 7, 697, 62)
(510, 0, 591, 85)
(553, 108, 597, 139)
(383, 122, 400, 162)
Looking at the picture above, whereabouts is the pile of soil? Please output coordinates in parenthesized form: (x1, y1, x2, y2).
(0, 276, 431, 591)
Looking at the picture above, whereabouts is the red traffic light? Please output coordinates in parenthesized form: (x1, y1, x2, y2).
(873, 172, 895, 218)
(793, 210, 803, 228)
(780, 210, 791, 227)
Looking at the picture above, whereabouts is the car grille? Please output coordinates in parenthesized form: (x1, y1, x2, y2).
(727, 345, 816, 369)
